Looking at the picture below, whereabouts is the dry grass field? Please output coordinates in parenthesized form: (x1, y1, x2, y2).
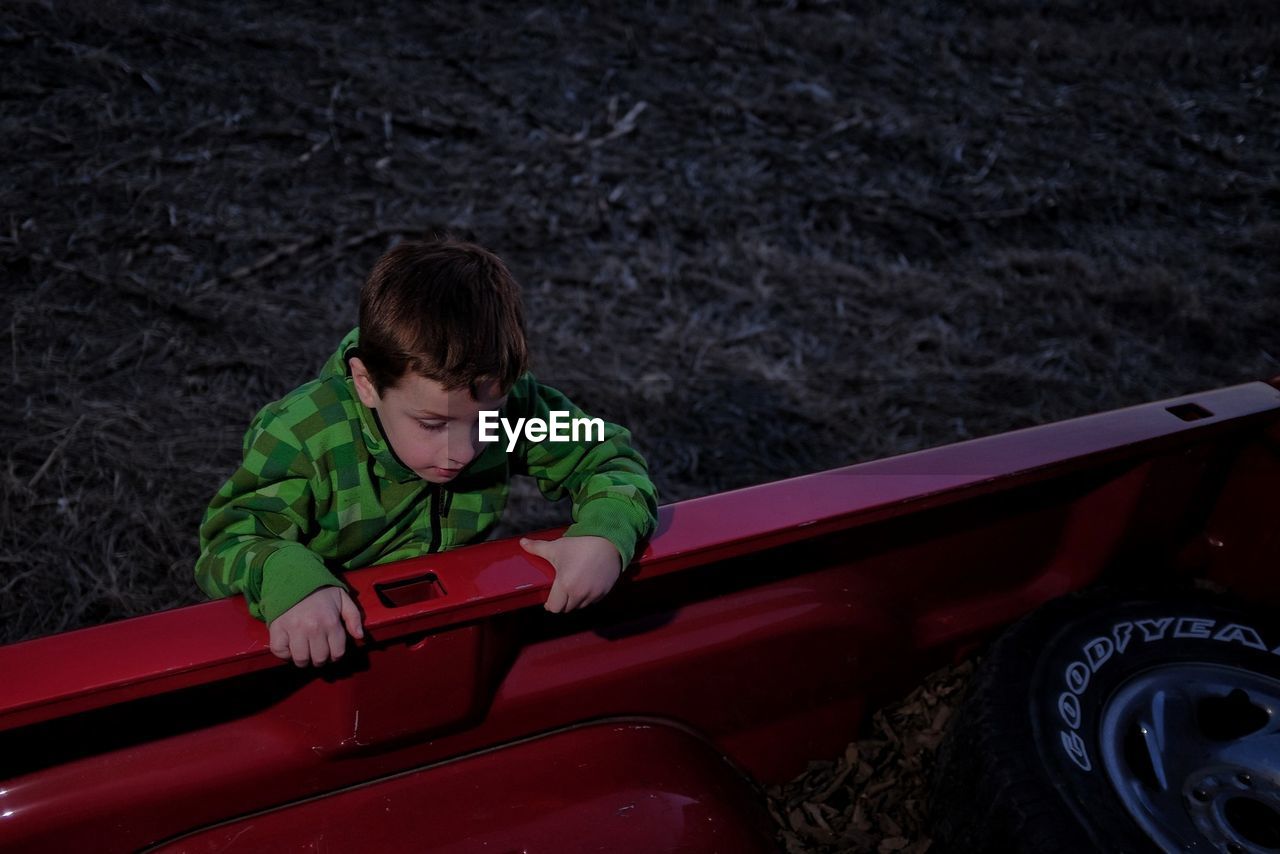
(2, 1, 1277, 849)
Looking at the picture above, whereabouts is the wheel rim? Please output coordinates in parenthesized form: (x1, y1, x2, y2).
(1098, 663, 1280, 853)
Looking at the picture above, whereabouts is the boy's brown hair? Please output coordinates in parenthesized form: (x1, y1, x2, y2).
(358, 237, 528, 394)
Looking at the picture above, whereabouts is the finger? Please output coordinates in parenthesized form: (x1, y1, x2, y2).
(578, 581, 614, 610)
(544, 581, 569, 613)
(575, 590, 602, 610)
(576, 586, 605, 610)
(339, 591, 364, 640)
(290, 635, 311, 668)
(520, 537, 556, 562)
(269, 625, 292, 661)
(308, 631, 330, 667)
(327, 622, 347, 662)
(563, 588, 589, 612)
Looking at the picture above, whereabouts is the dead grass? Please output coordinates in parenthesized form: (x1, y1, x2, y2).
(4, 0, 1277, 633)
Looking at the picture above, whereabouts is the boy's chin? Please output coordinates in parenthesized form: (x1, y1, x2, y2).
(417, 466, 461, 483)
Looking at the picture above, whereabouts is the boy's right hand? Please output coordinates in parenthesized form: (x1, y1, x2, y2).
(268, 587, 364, 667)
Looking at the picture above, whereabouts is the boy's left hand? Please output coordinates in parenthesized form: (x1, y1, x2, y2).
(519, 535, 622, 613)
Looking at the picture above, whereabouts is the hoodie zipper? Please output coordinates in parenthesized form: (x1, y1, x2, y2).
(427, 483, 442, 553)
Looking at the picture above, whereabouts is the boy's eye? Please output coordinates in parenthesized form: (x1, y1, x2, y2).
(417, 420, 447, 433)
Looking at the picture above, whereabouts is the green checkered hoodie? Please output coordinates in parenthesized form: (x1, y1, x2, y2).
(195, 328, 658, 623)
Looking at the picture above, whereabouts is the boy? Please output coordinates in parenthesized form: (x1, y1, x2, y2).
(195, 238, 658, 667)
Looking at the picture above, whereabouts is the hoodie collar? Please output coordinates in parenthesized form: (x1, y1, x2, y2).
(335, 330, 422, 485)
(353, 391, 421, 484)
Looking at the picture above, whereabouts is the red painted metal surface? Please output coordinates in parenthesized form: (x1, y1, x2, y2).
(4, 382, 1276, 732)
(0, 381, 1277, 852)
(152, 721, 776, 854)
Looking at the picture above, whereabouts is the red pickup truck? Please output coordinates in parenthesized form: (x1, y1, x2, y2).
(2, 380, 1277, 853)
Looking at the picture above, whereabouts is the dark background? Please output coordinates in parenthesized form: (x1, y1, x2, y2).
(2, 1, 1276, 648)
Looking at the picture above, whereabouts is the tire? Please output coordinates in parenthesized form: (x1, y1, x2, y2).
(929, 587, 1280, 854)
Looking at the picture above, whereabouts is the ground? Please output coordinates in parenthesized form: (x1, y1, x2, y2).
(2, 1, 1277, 849)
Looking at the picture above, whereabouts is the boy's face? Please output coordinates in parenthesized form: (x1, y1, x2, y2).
(349, 357, 506, 484)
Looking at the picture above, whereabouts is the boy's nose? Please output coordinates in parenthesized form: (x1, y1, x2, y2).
(448, 436, 478, 467)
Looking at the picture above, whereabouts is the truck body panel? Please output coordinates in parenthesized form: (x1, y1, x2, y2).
(1, 382, 1277, 851)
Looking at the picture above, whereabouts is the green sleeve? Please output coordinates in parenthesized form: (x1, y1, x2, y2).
(195, 410, 346, 623)
(510, 376, 659, 566)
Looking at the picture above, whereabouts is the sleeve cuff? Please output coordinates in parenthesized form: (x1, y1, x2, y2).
(259, 544, 347, 624)
(564, 498, 648, 568)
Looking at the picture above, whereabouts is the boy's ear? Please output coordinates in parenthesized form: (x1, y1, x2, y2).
(348, 357, 381, 408)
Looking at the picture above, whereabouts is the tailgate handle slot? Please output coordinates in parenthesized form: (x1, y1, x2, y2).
(1167, 403, 1213, 421)
(375, 572, 447, 608)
